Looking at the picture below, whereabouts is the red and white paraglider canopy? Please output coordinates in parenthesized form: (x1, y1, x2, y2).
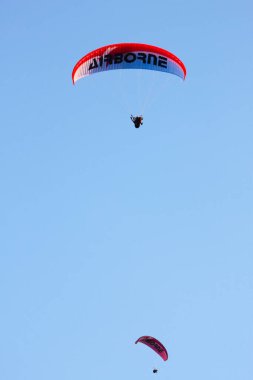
(135, 336, 168, 361)
(72, 43, 186, 83)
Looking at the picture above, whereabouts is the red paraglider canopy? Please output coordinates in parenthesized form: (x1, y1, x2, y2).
(135, 336, 168, 361)
(72, 42, 186, 83)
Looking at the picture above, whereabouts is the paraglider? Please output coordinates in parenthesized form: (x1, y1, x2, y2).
(72, 43, 186, 83)
(135, 336, 168, 361)
(135, 336, 168, 373)
(72, 43, 186, 127)
(130, 115, 143, 128)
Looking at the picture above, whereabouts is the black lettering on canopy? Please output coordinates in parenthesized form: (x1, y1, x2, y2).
(104, 54, 113, 65)
(89, 59, 98, 70)
(137, 53, 147, 64)
(158, 56, 167, 68)
(146, 339, 163, 353)
(114, 54, 123, 64)
(124, 53, 137, 63)
(99, 56, 103, 67)
(147, 54, 157, 65)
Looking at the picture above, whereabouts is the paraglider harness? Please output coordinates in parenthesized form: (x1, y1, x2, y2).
(131, 115, 143, 128)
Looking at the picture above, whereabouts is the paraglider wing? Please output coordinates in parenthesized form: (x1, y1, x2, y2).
(72, 43, 186, 84)
(135, 336, 168, 361)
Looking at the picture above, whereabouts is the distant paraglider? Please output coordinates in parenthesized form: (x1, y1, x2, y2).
(135, 336, 168, 374)
(130, 115, 143, 128)
(72, 43, 186, 127)
(135, 336, 168, 361)
(72, 43, 186, 83)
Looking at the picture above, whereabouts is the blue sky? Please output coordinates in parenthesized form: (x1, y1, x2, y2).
(1, 0, 253, 379)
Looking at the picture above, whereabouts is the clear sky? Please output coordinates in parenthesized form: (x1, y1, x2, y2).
(1, 0, 253, 379)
